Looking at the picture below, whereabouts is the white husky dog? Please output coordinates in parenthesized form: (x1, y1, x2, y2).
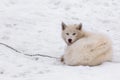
(61, 22, 112, 66)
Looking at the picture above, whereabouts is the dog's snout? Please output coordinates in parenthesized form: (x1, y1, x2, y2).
(68, 39, 72, 43)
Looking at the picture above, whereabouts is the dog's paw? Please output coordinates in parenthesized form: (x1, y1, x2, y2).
(60, 56, 64, 62)
(61, 57, 64, 62)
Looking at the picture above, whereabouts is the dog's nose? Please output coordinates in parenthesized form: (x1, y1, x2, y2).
(68, 39, 72, 43)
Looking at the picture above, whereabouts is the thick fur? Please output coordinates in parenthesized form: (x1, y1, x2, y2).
(61, 23, 112, 66)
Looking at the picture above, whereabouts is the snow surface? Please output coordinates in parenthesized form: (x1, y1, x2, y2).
(0, 0, 120, 80)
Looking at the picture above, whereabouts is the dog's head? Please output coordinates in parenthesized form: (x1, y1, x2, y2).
(61, 22, 84, 45)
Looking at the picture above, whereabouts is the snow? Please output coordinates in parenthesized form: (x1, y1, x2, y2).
(0, 0, 120, 80)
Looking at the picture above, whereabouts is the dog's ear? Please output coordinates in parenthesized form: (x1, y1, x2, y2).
(76, 23, 82, 30)
(62, 22, 67, 30)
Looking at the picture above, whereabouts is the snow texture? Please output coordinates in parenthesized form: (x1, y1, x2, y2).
(0, 0, 120, 80)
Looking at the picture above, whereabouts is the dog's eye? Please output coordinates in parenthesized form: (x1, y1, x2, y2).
(66, 33, 69, 35)
(72, 33, 76, 35)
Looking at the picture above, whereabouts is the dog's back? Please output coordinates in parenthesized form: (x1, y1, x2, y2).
(65, 33, 112, 66)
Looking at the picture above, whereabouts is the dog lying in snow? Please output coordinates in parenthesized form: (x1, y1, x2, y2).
(61, 22, 112, 66)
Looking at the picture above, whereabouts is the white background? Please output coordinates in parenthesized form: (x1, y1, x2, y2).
(0, 0, 120, 80)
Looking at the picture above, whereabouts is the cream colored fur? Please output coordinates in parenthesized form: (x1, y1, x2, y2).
(61, 23, 112, 66)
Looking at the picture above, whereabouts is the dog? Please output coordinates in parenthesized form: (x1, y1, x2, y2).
(61, 22, 112, 66)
